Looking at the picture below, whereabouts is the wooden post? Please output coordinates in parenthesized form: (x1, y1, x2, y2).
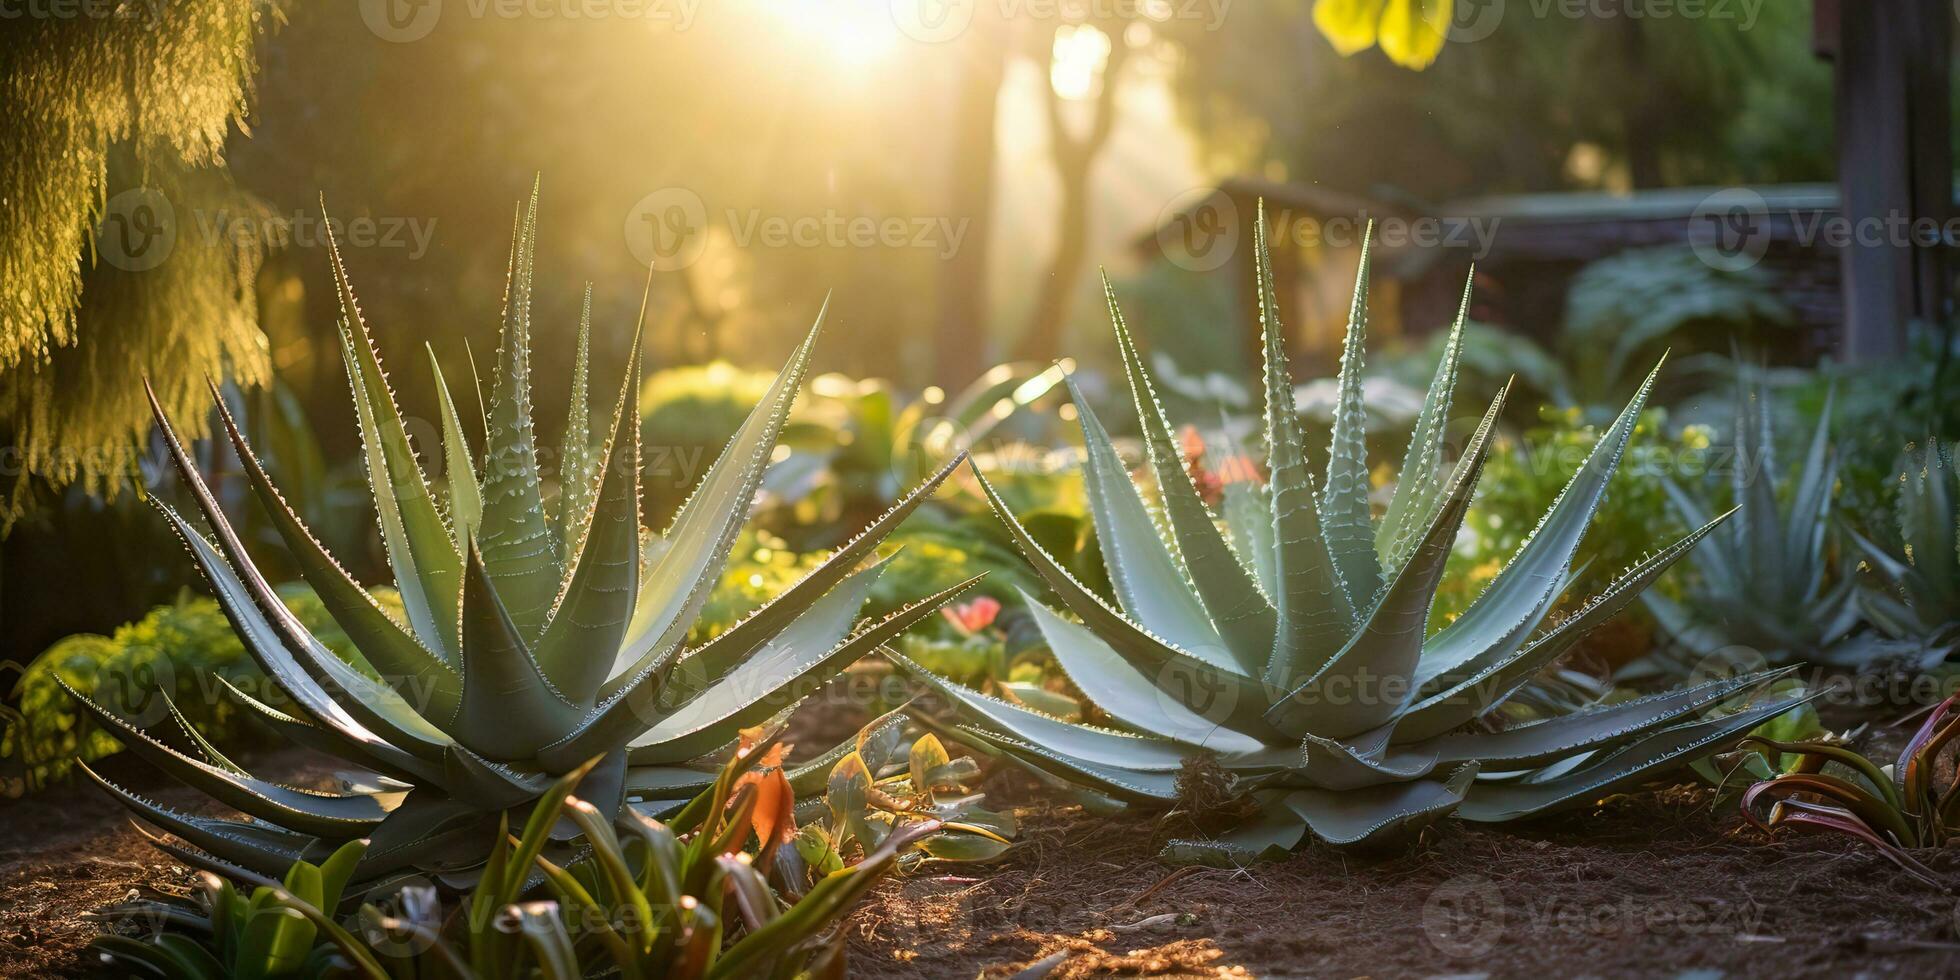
(1823, 0, 1951, 360)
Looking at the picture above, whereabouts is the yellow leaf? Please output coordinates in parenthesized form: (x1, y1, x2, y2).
(1312, 0, 1389, 56)
(1377, 0, 1452, 70)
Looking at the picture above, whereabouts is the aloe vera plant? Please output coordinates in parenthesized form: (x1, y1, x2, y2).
(65, 186, 973, 888)
(891, 205, 1808, 861)
(91, 740, 930, 979)
(1641, 379, 1874, 669)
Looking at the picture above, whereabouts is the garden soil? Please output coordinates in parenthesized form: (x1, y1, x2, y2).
(6, 734, 1960, 978)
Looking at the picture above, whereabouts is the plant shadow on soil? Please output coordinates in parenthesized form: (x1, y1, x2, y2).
(8, 732, 1960, 977)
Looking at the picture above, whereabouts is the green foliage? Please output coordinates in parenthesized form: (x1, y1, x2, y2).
(1563, 246, 1796, 405)
(814, 721, 1015, 869)
(1846, 440, 1960, 668)
(1782, 324, 1960, 525)
(69, 190, 968, 888)
(638, 360, 775, 520)
(759, 362, 1069, 551)
(2, 3, 277, 526)
(1436, 407, 1696, 656)
(896, 206, 1806, 861)
(4, 584, 398, 793)
(91, 744, 933, 978)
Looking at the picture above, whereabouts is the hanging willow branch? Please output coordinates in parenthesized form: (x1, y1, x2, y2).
(0, 1, 278, 527)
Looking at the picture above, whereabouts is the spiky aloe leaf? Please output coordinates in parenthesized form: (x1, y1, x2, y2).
(326, 224, 463, 660)
(1278, 762, 1479, 848)
(1267, 387, 1505, 740)
(885, 646, 1199, 772)
(1414, 357, 1666, 692)
(159, 502, 451, 762)
(1785, 386, 1835, 594)
(533, 328, 643, 703)
(59, 679, 385, 837)
(1318, 222, 1381, 600)
(546, 574, 977, 769)
(1295, 727, 1442, 791)
(1396, 509, 1731, 743)
(455, 542, 583, 760)
(477, 184, 562, 637)
(1067, 375, 1232, 668)
(78, 762, 312, 873)
(622, 571, 969, 766)
(429, 344, 483, 554)
(612, 307, 827, 689)
(953, 725, 1181, 803)
(201, 383, 461, 723)
(1254, 202, 1355, 694)
(558, 283, 600, 565)
(1103, 274, 1276, 675)
(968, 464, 1276, 736)
(1430, 668, 1798, 771)
(1159, 804, 1309, 866)
(145, 400, 454, 776)
(658, 455, 963, 709)
(1733, 377, 1784, 596)
(1222, 478, 1278, 596)
(1377, 276, 1469, 575)
(1457, 690, 1815, 822)
(1022, 594, 1269, 754)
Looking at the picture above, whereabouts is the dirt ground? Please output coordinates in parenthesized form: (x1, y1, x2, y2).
(8, 744, 1960, 978)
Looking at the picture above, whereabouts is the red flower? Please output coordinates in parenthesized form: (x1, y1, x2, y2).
(941, 596, 1002, 635)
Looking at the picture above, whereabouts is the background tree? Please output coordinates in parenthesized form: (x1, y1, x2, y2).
(1, 0, 278, 527)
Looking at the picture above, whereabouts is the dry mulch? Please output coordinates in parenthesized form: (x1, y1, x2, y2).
(843, 773, 1960, 979)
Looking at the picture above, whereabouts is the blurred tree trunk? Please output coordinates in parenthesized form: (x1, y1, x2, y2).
(1014, 25, 1131, 364)
(936, 12, 1010, 388)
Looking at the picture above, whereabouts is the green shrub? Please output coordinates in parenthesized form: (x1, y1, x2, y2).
(4, 584, 401, 793)
(1435, 406, 1701, 666)
(639, 360, 775, 519)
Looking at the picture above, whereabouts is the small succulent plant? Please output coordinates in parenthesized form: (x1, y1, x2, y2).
(66, 185, 972, 889)
(811, 716, 1014, 870)
(1741, 694, 1960, 886)
(893, 204, 1807, 862)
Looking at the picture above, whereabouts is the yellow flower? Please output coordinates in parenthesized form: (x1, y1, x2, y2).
(1313, 0, 1454, 70)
